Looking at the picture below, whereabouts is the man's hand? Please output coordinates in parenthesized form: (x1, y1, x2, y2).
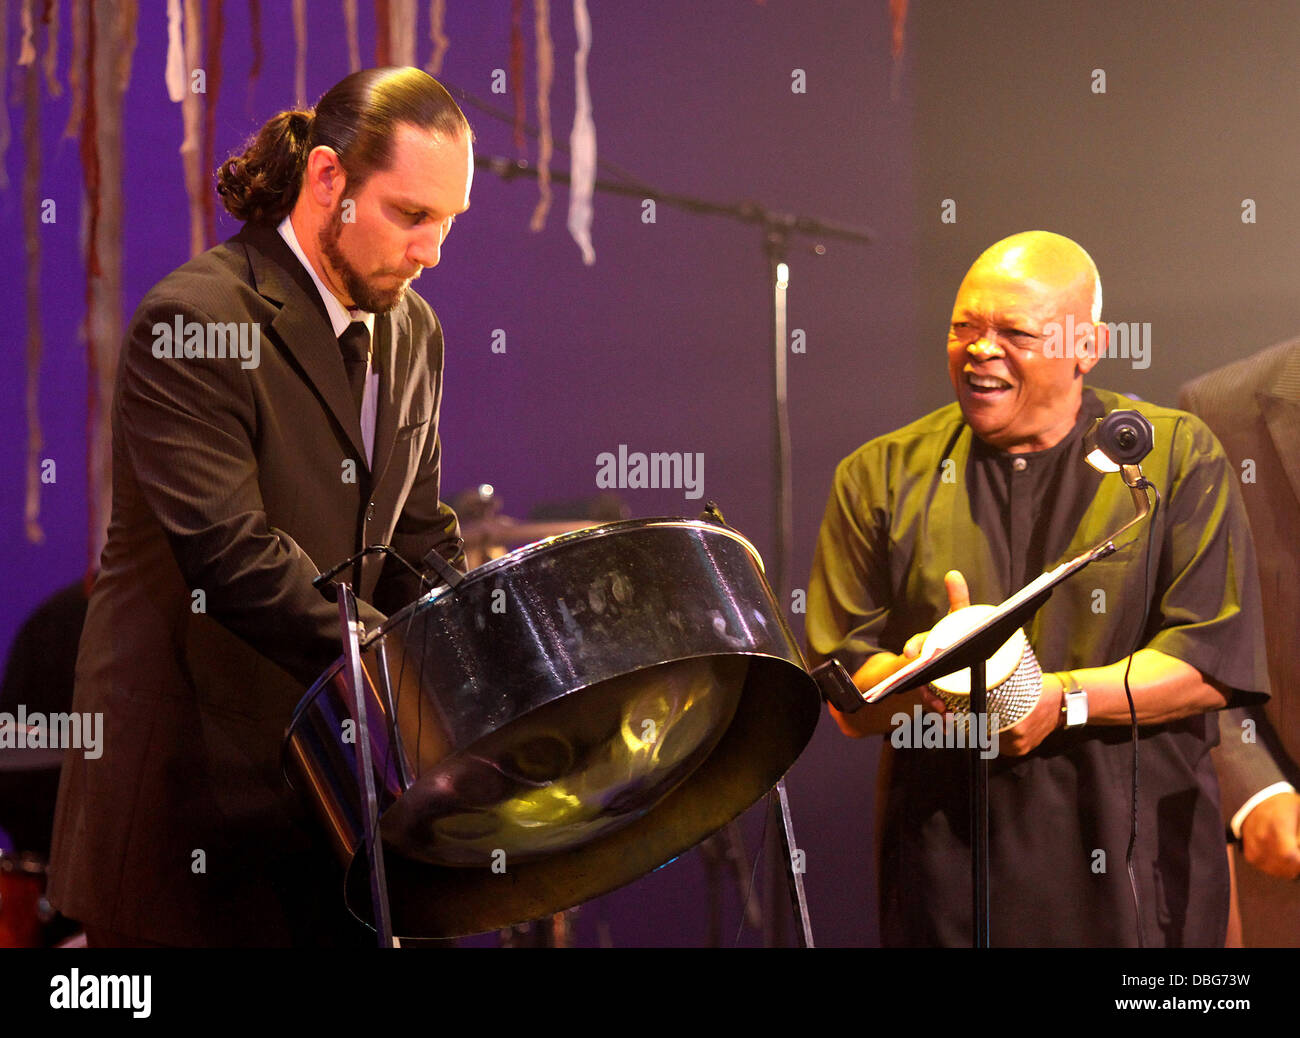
(917, 569, 1061, 757)
(904, 569, 972, 662)
(996, 675, 1062, 757)
(915, 570, 970, 714)
(832, 570, 972, 738)
(1240, 791, 1300, 880)
(922, 679, 1064, 758)
(919, 571, 1001, 721)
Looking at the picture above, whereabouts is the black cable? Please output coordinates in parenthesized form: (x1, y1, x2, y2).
(439, 78, 656, 193)
(734, 800, 771, 948)
(1122, 480, 1160, 949)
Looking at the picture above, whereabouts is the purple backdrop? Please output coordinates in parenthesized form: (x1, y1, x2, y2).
(1, 1, 914, 946)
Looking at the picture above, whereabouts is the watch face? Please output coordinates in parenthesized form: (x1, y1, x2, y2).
(1065, 689, 1088, 726)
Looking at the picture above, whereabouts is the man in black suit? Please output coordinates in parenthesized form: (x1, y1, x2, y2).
(1181, 341, 1300, 947)
(48, 67, 473, 946)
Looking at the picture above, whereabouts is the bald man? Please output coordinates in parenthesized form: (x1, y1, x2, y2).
(807, 231, 1268, 947)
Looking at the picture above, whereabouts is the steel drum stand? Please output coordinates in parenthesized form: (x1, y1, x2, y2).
(772, 778, 815, 947)
(706, 783, 813, 947)
(299, 523, 827, 945)
(333, 581, 396, 948)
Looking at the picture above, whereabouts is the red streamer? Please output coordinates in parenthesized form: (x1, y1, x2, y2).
(890, 0, 907, 62)
(247, 0, 261, 112)
(204, 0, 224, 244)
(80, 0, 101, 574)
(374, 0, 390, 65)
(23, 57, 43, 543)
(511, 0, 526, 156)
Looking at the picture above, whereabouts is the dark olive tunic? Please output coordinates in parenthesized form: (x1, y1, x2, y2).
(807, 387, 1268, 947)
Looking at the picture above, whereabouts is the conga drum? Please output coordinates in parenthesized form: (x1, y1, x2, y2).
(0, 852, 53, 948)
(285, 517, 821, 938)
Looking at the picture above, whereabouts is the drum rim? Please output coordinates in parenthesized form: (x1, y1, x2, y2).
(0, 850, 47, 875)
(365, 516, 765, 648)
(284, 519, 769, 754)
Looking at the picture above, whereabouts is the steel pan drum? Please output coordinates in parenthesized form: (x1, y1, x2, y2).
(285, 517, 821, 938)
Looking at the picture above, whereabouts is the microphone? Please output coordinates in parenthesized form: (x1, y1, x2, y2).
(312, 544, 427, 602)
(421, 545, 465, 591)
(1084, 409, 1154, 474)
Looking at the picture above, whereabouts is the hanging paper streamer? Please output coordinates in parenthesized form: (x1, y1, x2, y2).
(343, 0, 360, 73)
(567, 0, 595, 264)
(889, 0, 907, 100)
(425, 0, 448, 76)
(890, 0, 907, 59)
(63, 0, 86, 139)
(80, 0, 102, 565)
(165, 0, 185, 100)
(0, 0, 10, 190)
(83, 0, 138, 567)
(42, 0, 63, 98)
(374, 0, 390, 65)
(181, 0, 205, 256)
(292, 0, 306, 106)
(22, 51, 43, 543)
(110, 3, 137, 101)
(528, 0, 553, 232)
(510, 0, 526, 155)
(247, 0, 262, 112)
(390, 0, 416, 68)
(203, 0, 224, 246)
(18, 0, 35, 65)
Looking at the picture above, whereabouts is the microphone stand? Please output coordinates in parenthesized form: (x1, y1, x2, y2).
(312, 544, 463, 947)
(813, 465, 1153, 947)
(473, 152, 873, 947)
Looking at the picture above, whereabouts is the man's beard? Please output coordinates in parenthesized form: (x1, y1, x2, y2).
(318, 202, 407, 314)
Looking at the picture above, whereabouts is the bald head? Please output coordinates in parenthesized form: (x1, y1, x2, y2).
(965, 231, 1102, 322)
(946, 230, 1105, 454)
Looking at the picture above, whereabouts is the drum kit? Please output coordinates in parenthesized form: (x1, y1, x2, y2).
(286, 511, 828, 943)
(0, 738, 64, 948)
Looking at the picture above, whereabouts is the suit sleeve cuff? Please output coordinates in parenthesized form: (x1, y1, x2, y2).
(1230, 781, 1297, 839)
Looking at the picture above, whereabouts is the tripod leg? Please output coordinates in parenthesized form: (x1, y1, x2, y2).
(338, 584, 395, 948)
(773, 779, 815, 948)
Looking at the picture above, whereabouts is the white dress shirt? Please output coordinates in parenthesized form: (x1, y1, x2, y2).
(277, 214, 378, 467)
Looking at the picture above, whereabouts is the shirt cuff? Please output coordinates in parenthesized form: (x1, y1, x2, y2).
(1230, 782, 1298, 839)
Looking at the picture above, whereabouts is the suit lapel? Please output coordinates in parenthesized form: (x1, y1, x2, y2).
(370, 303, 412, 489)
(1260, 344, 1300, 513)
(235, 221, 367, 461)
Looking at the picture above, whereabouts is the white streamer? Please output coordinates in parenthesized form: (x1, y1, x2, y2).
(566, 0, 596, 265)
(165, 0, 185, 102)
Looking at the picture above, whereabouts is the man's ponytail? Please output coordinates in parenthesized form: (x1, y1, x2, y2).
(216, 108, 315, 225)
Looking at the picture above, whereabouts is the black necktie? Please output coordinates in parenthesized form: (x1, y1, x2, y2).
(338, 320, 370, 418)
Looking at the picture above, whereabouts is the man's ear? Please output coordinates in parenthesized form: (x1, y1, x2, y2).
(1076, 319, 1105, 376)
(305, 145, 346, 207)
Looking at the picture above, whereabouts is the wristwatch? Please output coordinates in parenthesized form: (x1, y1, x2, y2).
(1057, 671, 1089, 728)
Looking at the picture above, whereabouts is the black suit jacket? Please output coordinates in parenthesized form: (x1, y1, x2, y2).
(1181, 340, 1300, 947)
(48, 220, 462, 945)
